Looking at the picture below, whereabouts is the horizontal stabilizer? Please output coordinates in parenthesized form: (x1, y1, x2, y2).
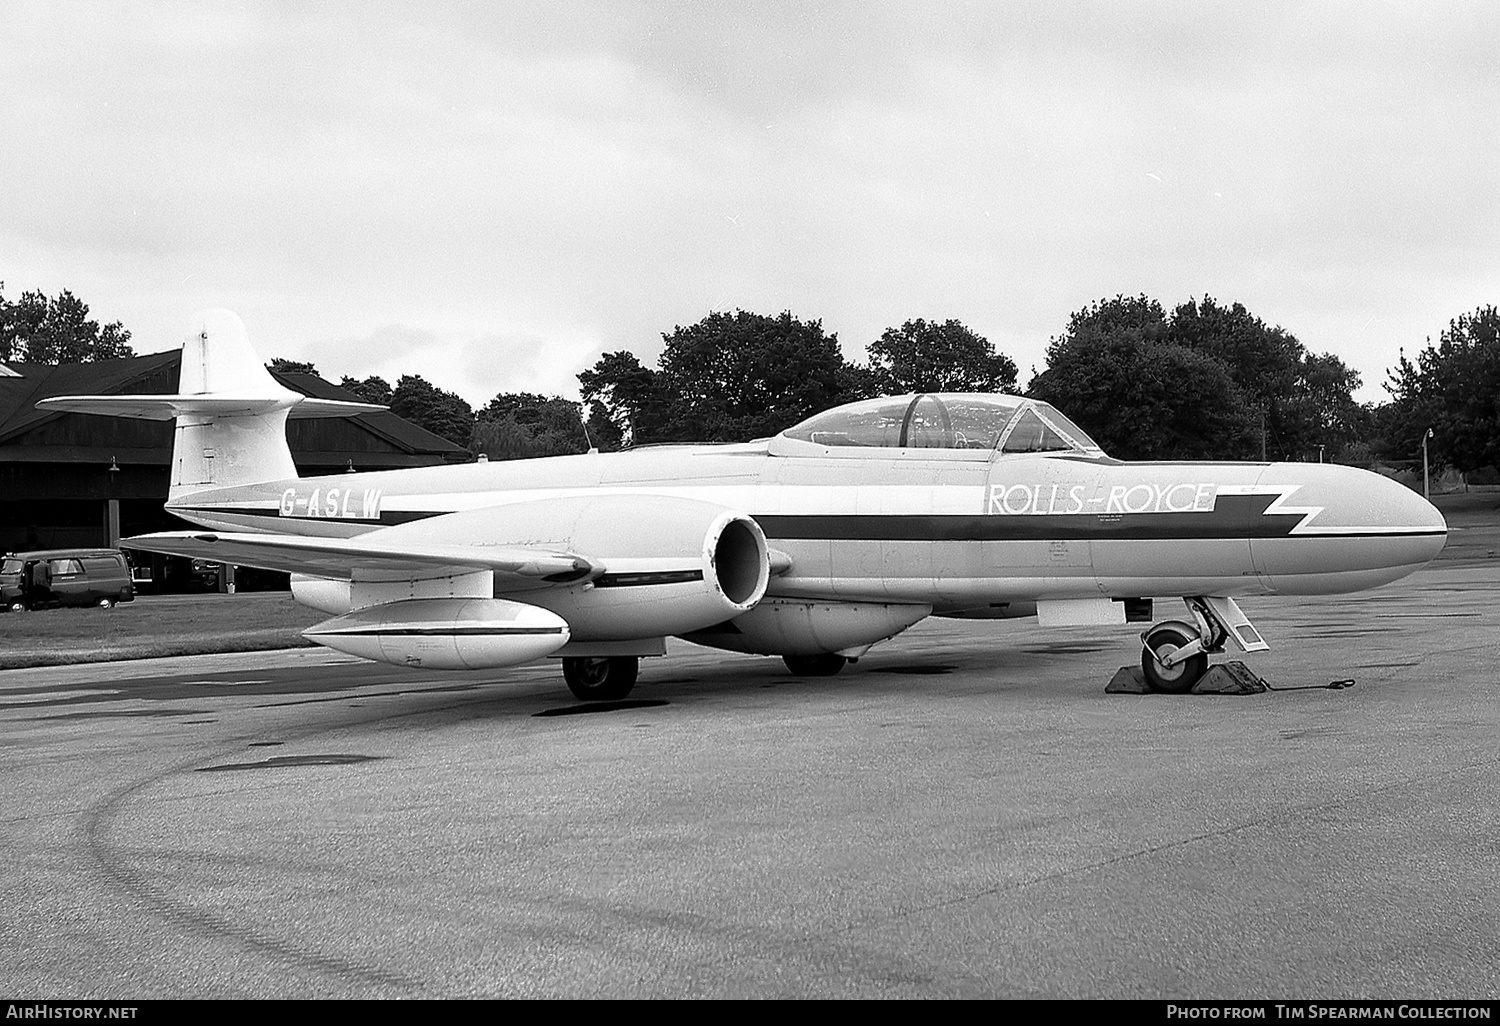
(121, 529, 594, 584)
(36, 394, 385, 420)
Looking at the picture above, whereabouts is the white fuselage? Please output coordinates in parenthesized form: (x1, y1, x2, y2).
(169, 440, 1448, 613)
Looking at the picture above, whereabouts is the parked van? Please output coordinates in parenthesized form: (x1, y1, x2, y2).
(0, 549, 136, 611)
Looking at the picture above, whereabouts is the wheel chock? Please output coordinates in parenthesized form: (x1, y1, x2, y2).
(1191, 662, 1268, 695)
(1106, 666, 1150, 693)
(1106, 662, 1268, 695)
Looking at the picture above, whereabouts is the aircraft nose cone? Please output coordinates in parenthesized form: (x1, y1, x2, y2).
(1251, 464, 1447, 594)
(1378, 477, 1448, 564)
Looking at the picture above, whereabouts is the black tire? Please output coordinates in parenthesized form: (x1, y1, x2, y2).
(97, 597, 115, 609)
(782, 653, 846, 677)
(562, 656, 639, 701)
(1141, 626, 1208, 694)
(7, 601, 24, 613)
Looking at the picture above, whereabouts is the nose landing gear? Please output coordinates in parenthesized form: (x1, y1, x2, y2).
(1141, 624, 1208, 693)
(1141, 596, 1269, 693)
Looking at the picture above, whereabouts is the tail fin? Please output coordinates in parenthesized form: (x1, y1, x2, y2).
(37, 309, 382, 499)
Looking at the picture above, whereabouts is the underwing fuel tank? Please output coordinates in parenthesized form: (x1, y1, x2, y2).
(304, 597, 570, 670)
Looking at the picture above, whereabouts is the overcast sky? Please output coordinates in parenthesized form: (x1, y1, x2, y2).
(4, 1, 1496, 408)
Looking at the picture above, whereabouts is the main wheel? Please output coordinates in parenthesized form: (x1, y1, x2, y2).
(562, 656, 639, 701)
(97, 597, 115, 609)
(1141, 626, 1208, 694)
(782, 653, 846, 677)
(7, 601, 24, 613)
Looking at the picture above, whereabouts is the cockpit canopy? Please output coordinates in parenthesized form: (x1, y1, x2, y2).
(769, 393, 1104, 459)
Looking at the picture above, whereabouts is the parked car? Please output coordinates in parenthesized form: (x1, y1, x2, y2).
(0, 548, 136, 611)
(189, 558, 220, 588)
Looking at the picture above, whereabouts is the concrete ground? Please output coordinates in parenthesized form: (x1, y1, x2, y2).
(1, 563, 1497, 999)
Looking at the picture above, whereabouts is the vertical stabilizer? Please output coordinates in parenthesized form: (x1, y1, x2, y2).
(170, 309, 300, 498)
(35, 309, 385, 501)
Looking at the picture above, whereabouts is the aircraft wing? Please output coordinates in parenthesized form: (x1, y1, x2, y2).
(121, 530, 593, 583)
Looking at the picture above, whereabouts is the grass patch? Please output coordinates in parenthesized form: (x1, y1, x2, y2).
(0, 592, 325, 670)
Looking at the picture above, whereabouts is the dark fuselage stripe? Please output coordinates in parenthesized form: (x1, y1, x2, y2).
(175, 506, 437, 527)
(310, 626, 567, 637)
(752, 514, 1444, 542)
(593, 570, 704, 588)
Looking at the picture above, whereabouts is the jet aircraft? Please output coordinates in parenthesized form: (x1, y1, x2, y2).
(40, 310, 1448, 699)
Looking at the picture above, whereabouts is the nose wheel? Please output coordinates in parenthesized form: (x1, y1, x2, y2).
(1141, 625, 1209, 693)
(1139, 597, 1269, 694)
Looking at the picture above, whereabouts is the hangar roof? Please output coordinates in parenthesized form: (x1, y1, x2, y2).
(0, 352, 466, 468)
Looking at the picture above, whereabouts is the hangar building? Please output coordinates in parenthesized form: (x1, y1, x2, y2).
(0, 351, 467, 586)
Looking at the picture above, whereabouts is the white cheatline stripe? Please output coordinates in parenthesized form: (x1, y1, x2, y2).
(375, 484, 991, 518)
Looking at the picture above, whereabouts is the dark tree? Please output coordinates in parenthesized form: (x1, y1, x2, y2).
(268, 357, 318, 375)
(472, 392, 588, 460)
(577, 350, 665, 446)
(834, 360, 884, 403)
(1166, 296, 1361, 460)
(389, 374, 475, 448)
(1167, 297, 1302, 410)
(653, 310, 851, 442)
(580, 311, 856, 444)
(1381, 306, 1500, 474)
(0, 285, 133, 363)
(1282, 351, 1368, 461)
(865, 318, 1018, 394)
(1031, 294, 1365, 462)
(338, 375, 394, 406)
(1028, 296, 1256, 460)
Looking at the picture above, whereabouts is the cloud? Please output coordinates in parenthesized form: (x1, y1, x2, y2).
(2, 0, 1495, 411)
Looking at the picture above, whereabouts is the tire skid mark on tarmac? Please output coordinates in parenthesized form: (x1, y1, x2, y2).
(74, 686, 522, 996)
(83, 751, 420, 996)
(82, 682, 964, 998)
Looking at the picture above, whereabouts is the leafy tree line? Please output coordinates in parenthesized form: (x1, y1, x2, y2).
(276, 314, 1018, 455)
(268, 362, 482, 452)
(1, 283, 134, 363)
(578, 313, 1016, 447)
(1029, 295, 1366, 462)
(1379, 306, 1500, 474)
(8, 283, 1495, 471)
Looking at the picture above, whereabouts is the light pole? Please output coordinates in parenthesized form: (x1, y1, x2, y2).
(1422, 428, 1434, 499)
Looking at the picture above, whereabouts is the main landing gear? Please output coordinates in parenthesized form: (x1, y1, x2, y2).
(782, 653, 846, 677)
(1140, 596, 1269, 693)
(561, 656, 639, 701)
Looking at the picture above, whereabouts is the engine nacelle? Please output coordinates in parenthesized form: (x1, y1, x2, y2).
(305, 494, 771, 642)
(304, 597, 570, 670)
(509, 496, 771, 641)
(682, 598, 931, 657)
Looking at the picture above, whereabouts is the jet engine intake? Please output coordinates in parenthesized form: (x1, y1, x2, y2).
(518, 498, 771, 641)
